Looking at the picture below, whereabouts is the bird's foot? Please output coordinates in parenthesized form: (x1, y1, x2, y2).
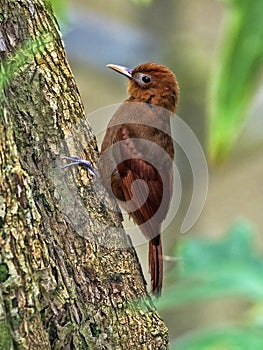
(60, 156, 99, 178)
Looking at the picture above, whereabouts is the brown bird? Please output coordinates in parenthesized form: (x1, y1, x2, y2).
(99, 62, 179, 295)
(62, 62, 179, 295)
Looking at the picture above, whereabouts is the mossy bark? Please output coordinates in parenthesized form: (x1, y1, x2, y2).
(0, 0, 168, 349)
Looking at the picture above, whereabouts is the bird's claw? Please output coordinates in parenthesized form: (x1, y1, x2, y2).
(60, 156, 99, 178)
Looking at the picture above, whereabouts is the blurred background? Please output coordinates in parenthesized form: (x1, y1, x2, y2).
(53, 0, 263, 348)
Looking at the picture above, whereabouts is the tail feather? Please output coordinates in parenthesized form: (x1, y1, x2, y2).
(148, 235, 163, 296)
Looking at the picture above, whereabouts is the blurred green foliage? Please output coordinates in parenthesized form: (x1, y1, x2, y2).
(157, 222, 263, 349)
(173, 327, 263, 350)
(208, 0, 263, 163)
(50, 0, 69, 30)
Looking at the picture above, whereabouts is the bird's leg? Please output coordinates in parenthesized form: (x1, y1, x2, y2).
(60, 155, 103, 194)
(60, 155, 123, 224)
(60, 156, 100, 178)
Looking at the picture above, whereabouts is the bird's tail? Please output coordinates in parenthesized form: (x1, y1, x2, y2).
(148, 235, 163, 296)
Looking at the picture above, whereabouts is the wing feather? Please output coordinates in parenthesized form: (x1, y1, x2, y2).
(114, 125, 171, 240)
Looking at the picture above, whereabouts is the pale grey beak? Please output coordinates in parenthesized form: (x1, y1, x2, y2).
(107, 64, 133, 79)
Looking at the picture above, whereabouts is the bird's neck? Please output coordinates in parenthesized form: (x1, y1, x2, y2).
(127, 90, 177, 113)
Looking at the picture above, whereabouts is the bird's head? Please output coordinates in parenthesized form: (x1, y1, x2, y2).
(107, 62, 179, 113)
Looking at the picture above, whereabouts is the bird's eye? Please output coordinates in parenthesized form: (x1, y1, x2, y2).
(141, 75, 152, 84)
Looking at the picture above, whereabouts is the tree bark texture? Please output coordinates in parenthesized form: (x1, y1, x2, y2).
(0, 0, 168, 349)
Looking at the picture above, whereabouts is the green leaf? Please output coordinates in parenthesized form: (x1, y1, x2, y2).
(0, 33, 53, 102)
(207, 0, 263, 163)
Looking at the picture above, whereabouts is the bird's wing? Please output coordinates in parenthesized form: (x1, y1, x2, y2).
(114, 125, 171, 240)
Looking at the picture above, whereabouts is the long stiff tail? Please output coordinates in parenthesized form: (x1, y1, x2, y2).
(148, 235, 163, 296)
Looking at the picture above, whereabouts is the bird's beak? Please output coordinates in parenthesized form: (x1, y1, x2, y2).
(107, 64, 133, 79)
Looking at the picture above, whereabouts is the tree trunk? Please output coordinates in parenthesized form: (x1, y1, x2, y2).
(0, 0, 168, 349)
